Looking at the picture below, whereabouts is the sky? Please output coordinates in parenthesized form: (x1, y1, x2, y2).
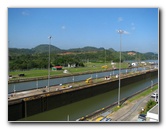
(8, 8, 158, 53)
(2, 0, 164, 128)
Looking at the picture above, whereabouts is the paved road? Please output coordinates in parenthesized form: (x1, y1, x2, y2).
(8, 85, 64, 101)
(107, 90, 158, 122)
(90, 89, 158, 122)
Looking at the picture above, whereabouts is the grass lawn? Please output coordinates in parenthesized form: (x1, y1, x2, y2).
(9, 62, 129, 80)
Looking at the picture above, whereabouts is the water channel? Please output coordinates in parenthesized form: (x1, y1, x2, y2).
(20, 74, 158, 121)
(9, 67, 146, 93)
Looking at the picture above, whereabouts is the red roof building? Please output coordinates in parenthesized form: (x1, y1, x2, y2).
(52, 66, 63, 70)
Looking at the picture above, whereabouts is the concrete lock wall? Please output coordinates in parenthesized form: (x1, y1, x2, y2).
(8, 100, 25, 121)
(8, 70, 158, 121)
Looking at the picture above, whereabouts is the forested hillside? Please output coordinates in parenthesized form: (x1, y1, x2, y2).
(9, 44, 158, 71)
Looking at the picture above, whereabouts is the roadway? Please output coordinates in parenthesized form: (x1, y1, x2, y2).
(8, 69, 157, 102)
(8, 85, 63, 101)
(90, 90, 158, 122)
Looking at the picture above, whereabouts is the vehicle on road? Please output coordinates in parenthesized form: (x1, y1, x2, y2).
(100, 117, 112, 122)
(151, 93, 158, 98)
(95, 117, 104, 122)
(68, 85, 73, 88)
(137, 114, 146, 122)
(85, 78, 93, 84)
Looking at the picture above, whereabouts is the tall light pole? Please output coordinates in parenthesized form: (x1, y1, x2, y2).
(72, 76, 75, 84)
(151, 80, 153, 90)
(48, 36, 52, 92)
(117, 30, 124, 107)
(105, 49, 106, 65)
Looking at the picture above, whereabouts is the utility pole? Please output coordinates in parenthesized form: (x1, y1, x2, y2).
(48, 36, 52, 92)
(117, 30, 124, 107)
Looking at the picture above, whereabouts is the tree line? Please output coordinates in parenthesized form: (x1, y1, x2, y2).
(9, 49, 158, 71)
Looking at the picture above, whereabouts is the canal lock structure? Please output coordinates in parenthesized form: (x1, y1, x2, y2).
(8, 69, 158, 121)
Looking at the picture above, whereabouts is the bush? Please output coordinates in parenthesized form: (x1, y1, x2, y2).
(141, 100, 157, 114)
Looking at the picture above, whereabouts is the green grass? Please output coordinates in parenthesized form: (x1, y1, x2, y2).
(9, 62, 129, 80)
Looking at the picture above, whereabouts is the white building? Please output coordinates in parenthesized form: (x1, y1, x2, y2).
(146, 104, 159, 122)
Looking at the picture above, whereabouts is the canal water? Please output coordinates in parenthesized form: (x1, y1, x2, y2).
(20, 74, 158, 121)
(9, 67, 146, 93)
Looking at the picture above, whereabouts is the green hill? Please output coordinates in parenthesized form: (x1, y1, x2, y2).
(68, 46, 105, 52)
(32, 44, 62, 53)
(8, 48, 33, 56)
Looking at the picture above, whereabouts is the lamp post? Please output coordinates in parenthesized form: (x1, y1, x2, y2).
(48, 36, 52, 92)
(105, 49, 106, 65)
(117, 30, 124, 107)
(72, 76, 75, 84)
(13, 84, 16, 96)
(36, 79, 38, 89)
(151, 80, 153, 90)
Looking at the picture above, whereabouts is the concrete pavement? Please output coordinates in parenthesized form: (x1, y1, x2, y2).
(90, 90, 158, 122)
(110, 95, 150, 121)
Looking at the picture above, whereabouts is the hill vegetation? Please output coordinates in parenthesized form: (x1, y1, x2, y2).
(68, 46, 105, 52)
(31, 44, 62, 53)
(9, 44, 158, 71)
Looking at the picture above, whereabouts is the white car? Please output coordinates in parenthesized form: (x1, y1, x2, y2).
(68, 85, 72, 88)
(151, 93, 158, 98)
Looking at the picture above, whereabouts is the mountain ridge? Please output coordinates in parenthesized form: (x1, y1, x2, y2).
(9, 44, 158, 55)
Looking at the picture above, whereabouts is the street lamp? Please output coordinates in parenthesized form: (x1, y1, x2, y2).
(151, 80, 153, 90)
(36, 79, 38, 89)
(13, 84, 16, 96)
(48, 36, 52, 92)
(117, 29, 124, 107)
(72, 76, 75, 84)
